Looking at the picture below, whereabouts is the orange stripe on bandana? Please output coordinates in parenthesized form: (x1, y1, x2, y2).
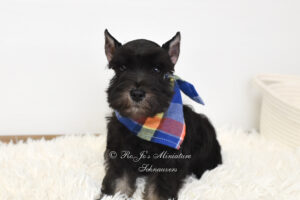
(143, 113, 163, 130)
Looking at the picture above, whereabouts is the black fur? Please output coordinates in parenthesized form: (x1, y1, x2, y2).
(100, 30, 222, 200)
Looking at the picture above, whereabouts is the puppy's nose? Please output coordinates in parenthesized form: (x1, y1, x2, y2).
(130, 89, 145, 102)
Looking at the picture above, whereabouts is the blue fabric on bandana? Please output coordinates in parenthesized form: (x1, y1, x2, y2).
(171, 75, 204, 105)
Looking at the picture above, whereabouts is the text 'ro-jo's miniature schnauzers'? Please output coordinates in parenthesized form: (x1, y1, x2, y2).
(100, 30, 222, 200)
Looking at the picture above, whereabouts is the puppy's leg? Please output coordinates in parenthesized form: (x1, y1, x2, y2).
(189, 115, 222, 179)
(191, 139, 222, 179)
(100, 168, 137, 199)
(114, 170, 137, 197)
(143, 173, 184, 200)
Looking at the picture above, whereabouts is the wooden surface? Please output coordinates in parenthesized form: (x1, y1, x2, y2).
(0, 135, 61, 144)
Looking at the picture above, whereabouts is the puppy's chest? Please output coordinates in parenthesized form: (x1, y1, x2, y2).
(112, 128, 189, 167)
(119, 129, 179, 155)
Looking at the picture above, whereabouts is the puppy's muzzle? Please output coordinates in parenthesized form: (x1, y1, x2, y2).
(130, 88, 145, 102)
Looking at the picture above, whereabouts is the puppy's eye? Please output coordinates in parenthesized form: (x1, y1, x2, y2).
(119, 65, 127, 72)
(152, 67, 160, 73)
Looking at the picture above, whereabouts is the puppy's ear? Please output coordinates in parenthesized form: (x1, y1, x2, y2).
(104, 29, 122, 62)
(162, 32, 181, 65)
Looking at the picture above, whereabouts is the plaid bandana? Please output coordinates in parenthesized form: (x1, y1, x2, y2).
(115, 74, 204, 150)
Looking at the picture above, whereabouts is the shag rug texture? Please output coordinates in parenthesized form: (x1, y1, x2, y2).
(0, 129, 299, 200)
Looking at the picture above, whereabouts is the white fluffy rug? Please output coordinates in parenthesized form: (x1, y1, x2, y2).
(0, 129, 300, 200)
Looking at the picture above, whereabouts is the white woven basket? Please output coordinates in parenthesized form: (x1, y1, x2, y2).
(255, 74, 300, 148)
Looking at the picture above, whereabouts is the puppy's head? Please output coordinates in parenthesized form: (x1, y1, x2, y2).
(104, 30, 181, 119)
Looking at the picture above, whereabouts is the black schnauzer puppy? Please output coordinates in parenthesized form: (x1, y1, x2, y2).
(100, 30, 222, 200)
